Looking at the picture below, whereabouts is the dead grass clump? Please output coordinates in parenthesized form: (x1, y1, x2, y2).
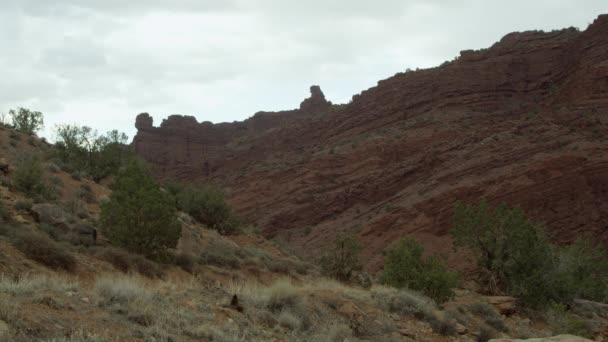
(264, 279, 304, 313)
(95, 275, 156, 307)
(96, 247, 162, 278)
(13, 231, 77, 272)
(468, 302, 508, 332)
(371, 285, 436, 319)
(2, 274, 77, 295)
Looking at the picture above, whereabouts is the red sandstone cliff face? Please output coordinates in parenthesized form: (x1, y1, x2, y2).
(133, 15, 608, 271)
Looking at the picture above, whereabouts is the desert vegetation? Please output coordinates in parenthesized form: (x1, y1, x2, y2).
(100, 160, 181, 261)
(452, 200, 608, 308)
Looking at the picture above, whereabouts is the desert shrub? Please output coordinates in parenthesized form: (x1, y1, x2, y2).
(199, 245, 241, 269)
(381, 238, 458, 303)
(468, 302, 508, 332)
(167, 182, 241, 235)
(428, 314, 457, 336)
(451, 200, 608, 307)
(12, 231, 77, 271)
(554, 238, 608, 302)
(47, 162, 61, 173)
(79, 183, 96, 203)
(54, 125, 131, 182)
(14, 199, 33, 211)
(95, 276, 155, 307)
(264, 279, 304, 313)
(9, 107, 44, 134)
(71, 171, 82, 180)
(96, 247, 162, 278)
(545, 303, 593, 338)
(100, 160, 181, 261)
(319, 235, 361, 281)
(13, 154, 56, 201)
(371, 286, 436, 320)
(174, 252, 196, 273)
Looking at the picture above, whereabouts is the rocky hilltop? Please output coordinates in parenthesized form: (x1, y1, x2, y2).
(133, 15, 608, 271)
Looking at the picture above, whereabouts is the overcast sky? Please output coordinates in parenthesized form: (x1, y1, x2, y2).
(1, 1, 606, 140)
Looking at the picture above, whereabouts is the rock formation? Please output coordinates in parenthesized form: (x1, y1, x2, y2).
(133, 15, 608, 271)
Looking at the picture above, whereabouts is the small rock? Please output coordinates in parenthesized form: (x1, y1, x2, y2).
(398, 329, 415, 338)
(456, 323, 468, 335)
(81, 297, 90, 303)
(0, 320, 9, 339)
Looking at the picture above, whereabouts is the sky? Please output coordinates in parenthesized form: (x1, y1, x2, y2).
(0, 1, 606, 140)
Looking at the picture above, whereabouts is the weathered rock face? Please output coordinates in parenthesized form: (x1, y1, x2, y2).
(134, 15, 608, 271)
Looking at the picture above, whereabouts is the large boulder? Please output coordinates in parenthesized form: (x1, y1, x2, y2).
(31, 203, 70, 232)
(490, 335, 593, 342)
(31, 204, 97, 245)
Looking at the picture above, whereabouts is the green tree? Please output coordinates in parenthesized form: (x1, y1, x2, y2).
(54, 124, 130, 181)
(381, 238, 458, 304)
(10, 108, 44, 134)
(319, 235, 362, 282)
(451, 200, 608, 307)
(167, 182, 240, 235)
(13, 154, 56, 201)
(100, 160, 181, 261)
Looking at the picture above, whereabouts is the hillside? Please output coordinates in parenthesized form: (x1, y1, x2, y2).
(6, 124, 607, 341)
(133, 15, 608, 272)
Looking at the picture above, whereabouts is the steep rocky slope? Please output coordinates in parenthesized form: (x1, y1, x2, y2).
(133, 15, 608, 271)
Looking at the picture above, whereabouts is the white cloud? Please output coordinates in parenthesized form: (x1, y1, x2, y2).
(0, 0, 606, 139)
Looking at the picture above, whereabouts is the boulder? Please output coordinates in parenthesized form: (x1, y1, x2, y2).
(31, 203, 70, 231)
(486, 296, 517, 315)
(489, 335, 593, 342)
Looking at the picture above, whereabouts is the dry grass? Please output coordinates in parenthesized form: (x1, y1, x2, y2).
(0, 273, 79, 295)
(95, 275, 157, 307)
(95, 247, 162, 278)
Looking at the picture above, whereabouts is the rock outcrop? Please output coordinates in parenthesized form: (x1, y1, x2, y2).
(133, 15, 608, 271)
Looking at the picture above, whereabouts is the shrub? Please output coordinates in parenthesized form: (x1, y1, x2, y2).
(319, 235, 361, 282)
(14, 199, 33, 211)
(9, 107, 44, 134)
(167, 182, 241, 235)
(12, 231, 77, 272)
(79, 184, 96, 203)
(12, 154, 56, 200)
(468, 302, 508, 332)
(54, 125, 131, 182)
(371, 286, 436, 320)
(95, 276, 155, 307)
(381, 238, 458, 303)
(264, 279, 303, 313)
(451, 200, 608, 307)
(100, 160, 181, 261)
(545, 303, 593, 338)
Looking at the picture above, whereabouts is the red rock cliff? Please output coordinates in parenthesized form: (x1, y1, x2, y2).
(134, 15, 608, 271)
